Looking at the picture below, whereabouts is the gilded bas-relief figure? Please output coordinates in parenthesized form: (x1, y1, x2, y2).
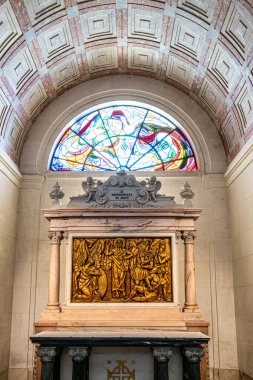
(71, 237, 173, 303)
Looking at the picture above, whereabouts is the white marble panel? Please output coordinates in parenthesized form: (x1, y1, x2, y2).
(51, 56, 80, 89)
(60, 347, 182, 380)
(208, 44, 237, 92)
(128, 9, 163, 42)
(170, 16, 206, 61)
(6, 115, 25, 155)
(24, 0, 65, 25)
(81, 9, 116, 42)
(87, 47, 118, 72)
(221, 2, 253, 58)
(5, 47, 37, 94)
(38, 20, 74, 63)
(177, 0, 217, 24)
(235, 81, 253, 130)
(22, 80, 47, 117)
(199, 78, 223, 116)
(166, 56, 195, 88)
(0, 1, 22, 59)
(128, 46, 157, 72)
(0, 88, 10, 135)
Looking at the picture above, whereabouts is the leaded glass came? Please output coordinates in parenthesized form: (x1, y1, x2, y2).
(49, 103, 198, 172)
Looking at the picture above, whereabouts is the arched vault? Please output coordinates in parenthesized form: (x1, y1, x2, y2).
(0, 0, 252, 165)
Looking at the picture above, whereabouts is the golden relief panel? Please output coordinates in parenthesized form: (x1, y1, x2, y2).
(71, 237, 173, 303)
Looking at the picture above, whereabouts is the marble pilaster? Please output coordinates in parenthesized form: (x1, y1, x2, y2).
(152, 347, 172, 380)
(182, 346, 203, 380)
(46, 231, 63, 312)
(181, 231, 199, 312)
(37, 346, 58, 380)
(68, 347, 89, 380)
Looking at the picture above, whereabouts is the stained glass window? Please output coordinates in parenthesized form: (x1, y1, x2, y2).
(49, 102, 198, 172)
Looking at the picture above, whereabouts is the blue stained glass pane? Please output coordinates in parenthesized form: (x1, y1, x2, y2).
(49, 102, 198, 172)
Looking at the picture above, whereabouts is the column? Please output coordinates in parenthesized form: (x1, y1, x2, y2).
(68, 347, 89, 380)
(182, 346, 203, 380)
(46, 231, 63, 311)
(37, 346, 58, 380)
(152, 347, 172, 380)
(181, 231, 199, 312)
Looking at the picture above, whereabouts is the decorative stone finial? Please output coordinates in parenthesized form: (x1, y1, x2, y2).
(180, 182, 194, 207)
(49, 182, 64, 207)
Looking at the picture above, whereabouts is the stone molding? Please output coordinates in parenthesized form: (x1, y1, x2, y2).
(0, 146, 22, 187)
(225, 134, 253, 186)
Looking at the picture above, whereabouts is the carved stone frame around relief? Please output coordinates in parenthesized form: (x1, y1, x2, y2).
(65, 233, 178, 308)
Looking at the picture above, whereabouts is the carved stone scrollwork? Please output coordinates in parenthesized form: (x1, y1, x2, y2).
(48, 231, 64, 244)
(152, 348, 173, 362)
(37, 346, 57, 362)
(68, 347, 89, 362)
(181, 231, 197, 243)
(68, 171, 175, 208)
(183, 346, 204, 363)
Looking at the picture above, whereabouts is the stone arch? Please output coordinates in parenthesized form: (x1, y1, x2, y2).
(20, 76, 226, 176)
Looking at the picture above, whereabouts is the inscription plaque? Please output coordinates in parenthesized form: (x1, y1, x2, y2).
(71, 237, 173, 303)
(68, 171, 176, 208)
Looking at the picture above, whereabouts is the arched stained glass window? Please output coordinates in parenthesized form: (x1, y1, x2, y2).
(49, 101, 198, 172)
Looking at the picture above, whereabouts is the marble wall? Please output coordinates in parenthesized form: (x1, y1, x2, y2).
(0, 149, 21, 380)
(7, 77, 239, 379)
(8, 175, 44, 380)
(7, 173, 239, 379)
(226, 137, 253, 379)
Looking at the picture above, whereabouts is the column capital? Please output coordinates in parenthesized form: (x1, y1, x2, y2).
(48, 231, 64, 243)
(181, 231, 197, 243)
(175, 231, 182, 240)
(152, 347, 172, 362)
(37, 346, 57, 362)
(68, 347, 89, 362)
(183, 346, 203, 363)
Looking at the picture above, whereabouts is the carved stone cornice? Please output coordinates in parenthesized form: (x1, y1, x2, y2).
(68, 347, 89, 362)
(37, 346, 57, 362)
(67, 171, 178, 209)
(183, 347, 203, 363)
(48, 231, 64, 244)
(181, 231, 197, 243)
(152, 347, 173, 362)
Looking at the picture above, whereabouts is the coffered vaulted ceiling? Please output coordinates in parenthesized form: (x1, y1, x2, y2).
(0, 0, 253, 166)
